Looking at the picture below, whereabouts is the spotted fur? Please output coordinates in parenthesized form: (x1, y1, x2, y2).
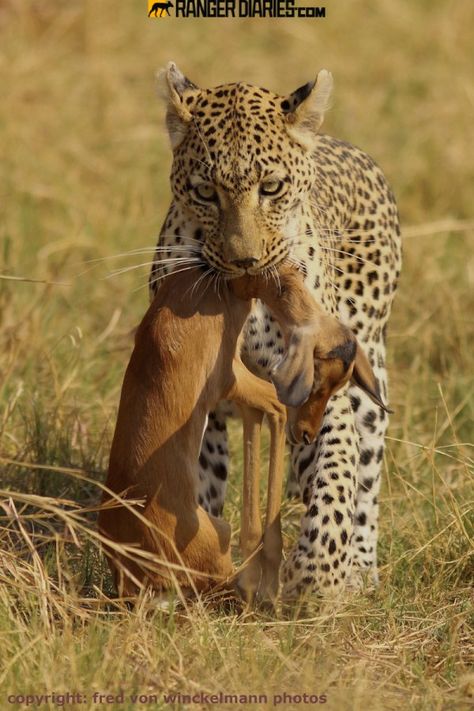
(150, 64, 402, 597)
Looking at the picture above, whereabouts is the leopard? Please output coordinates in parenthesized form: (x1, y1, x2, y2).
(149, 62, 402, 598)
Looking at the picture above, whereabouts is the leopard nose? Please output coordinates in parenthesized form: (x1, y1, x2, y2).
(230, 257, 259, 270)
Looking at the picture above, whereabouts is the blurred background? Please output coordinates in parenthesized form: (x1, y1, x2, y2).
(0, 1, 472, 704)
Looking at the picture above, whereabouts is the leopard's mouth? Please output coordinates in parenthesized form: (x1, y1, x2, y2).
(246, 251, 290, 276)
(202, 244, 291, 279)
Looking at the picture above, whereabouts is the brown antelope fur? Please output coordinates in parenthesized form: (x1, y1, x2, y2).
(99, 263, 384, 602)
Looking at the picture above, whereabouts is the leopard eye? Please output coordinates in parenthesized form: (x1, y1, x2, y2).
(260, 178, 285, 197)
(193, 182, 218, 203)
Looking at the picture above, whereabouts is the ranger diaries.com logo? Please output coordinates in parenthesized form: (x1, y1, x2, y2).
(148, 0, 326, 18)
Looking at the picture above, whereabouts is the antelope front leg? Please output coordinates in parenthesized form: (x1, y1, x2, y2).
(260, 409, 286, 603)
(227, 359, 287, 605)
(238, 406, 264, 605)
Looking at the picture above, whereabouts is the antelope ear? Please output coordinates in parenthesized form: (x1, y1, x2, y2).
(282, 69, 333, 150)
(271, 334, 315, 408)
(351, 343, 393, 413)
(157, 61, 200, 149)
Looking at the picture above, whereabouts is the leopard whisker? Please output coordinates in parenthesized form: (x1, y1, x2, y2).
(106, 257, 202, 279)
(139, 264, 204, 294)
(82, 244, 202, 269)
(187, 266, 215, 300)
(271, 264, 282, 295)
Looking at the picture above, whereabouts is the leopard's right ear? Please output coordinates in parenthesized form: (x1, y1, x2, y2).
(157, 62, 200, 149)
(282, 69, 333, 150)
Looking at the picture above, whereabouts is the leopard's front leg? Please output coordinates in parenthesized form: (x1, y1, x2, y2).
(196, 403, 230, 517)
(350, 345, 390, 584)
(281, 390, 361, 597)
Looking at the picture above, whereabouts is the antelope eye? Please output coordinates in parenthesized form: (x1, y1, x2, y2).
(260, 179, 285, 197)
(193, 182, 218, 202)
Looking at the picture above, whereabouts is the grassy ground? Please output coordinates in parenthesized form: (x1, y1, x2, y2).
(1, 0, 473, 709)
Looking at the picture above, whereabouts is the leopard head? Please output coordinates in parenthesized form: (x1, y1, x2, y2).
(158, 62, 333, 276)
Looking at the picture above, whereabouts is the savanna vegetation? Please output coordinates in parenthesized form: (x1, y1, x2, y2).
(0, 1, 473, 709)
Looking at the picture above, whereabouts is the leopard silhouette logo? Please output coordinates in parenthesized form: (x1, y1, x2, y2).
(148, 1, 174, 17)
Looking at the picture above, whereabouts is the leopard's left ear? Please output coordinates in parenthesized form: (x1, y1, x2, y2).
(282, 69, 333, 150)
(157, 61, 200, 149)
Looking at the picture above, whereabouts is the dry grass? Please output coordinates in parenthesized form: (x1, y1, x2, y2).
(0, 0, 473, 709)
